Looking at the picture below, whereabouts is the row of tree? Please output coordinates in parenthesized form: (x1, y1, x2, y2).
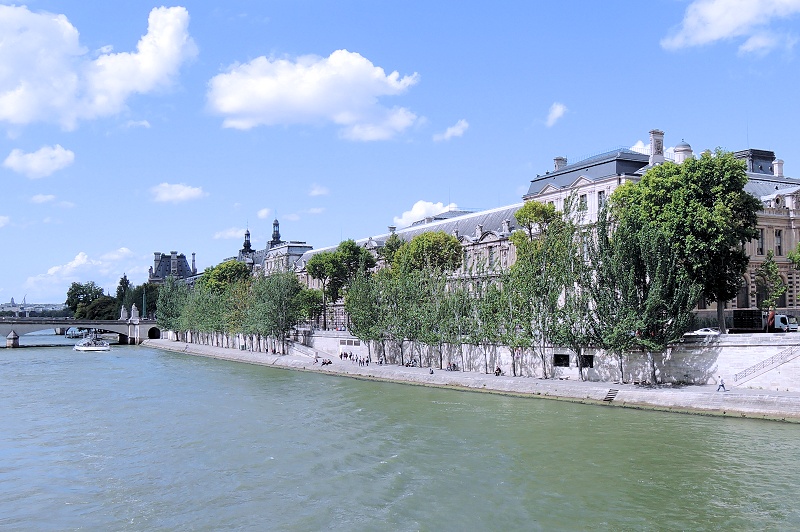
(65, 276, 158, 320)
(343, 149, 764, 381)
(156, 259, 323, 353)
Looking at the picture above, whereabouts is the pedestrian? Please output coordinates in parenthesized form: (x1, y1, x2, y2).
(717, 376, 727, 392)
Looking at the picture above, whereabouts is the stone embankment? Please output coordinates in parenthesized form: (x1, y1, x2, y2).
(143, 339, 800, 423)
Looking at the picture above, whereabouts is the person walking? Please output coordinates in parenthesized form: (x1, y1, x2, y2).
(717, 376, 727, 392)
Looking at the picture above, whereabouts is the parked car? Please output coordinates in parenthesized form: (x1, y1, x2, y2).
(686, 327, 721, 336)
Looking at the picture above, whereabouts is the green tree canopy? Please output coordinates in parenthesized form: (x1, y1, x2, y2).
(378, 233, 406, 266)
(393, 231, 462, 272)
(201, 260, 252, 293)
(75, 295, 118, 320)
(116, 274, 131, 303)
(156, 275, 189, 332)
(753, 250, 786, 311)
(65, 281, 105, 314)
(612, 149, 761, 331)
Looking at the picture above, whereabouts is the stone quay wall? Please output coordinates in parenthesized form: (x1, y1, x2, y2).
(163, 329, 800, 393)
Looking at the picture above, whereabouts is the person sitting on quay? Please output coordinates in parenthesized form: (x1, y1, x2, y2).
(495, 366, 502, 376)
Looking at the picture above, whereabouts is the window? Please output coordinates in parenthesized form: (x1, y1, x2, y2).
(757, 229, 765, 255)
(553, 354, 570, 367)
(579, 194, 587, 211)
(597, 190, 606, 209)
(488, 246, 495, 269)
(776, 229, 783, 256)
(578, 354, 594, 368)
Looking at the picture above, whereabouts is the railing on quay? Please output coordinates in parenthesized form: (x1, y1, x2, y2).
(734, 345, 800, 383)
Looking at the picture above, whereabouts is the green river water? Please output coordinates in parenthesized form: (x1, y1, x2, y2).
(1, 336, 799, 530)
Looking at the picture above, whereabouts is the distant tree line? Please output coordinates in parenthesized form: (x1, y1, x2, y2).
(64, 275, 158, 320)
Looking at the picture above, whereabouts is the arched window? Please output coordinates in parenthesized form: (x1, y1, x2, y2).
(737, 277, 749, 309)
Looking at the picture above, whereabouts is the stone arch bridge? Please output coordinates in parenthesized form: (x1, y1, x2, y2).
(0, 317, 161, 346)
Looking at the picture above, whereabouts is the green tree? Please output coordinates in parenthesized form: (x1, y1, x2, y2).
(116, 274, 131, 303)
(202, 260, 252, 293)
(123, 283, 159, 319)
(753, 250, 786, 311)
(65, 281, 105, 314)
(76, 295, 118, 320)
(612, 149, 761, 331)
(337, 239, 377, 284)
(378, 233, 406, 266)
(393, 231, 462, 272)
(156, 275, 189, 334)
(247, 272, 302, 353)
(297, 288, 324, 325)
(344, 269, 382, 358)
(306, 251, 345, 330)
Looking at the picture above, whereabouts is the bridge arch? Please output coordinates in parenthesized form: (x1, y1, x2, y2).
(148, 327, 161, 339)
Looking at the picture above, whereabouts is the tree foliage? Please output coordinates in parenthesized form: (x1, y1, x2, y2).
(393, 231, 462, 272)
(156, 275, 189, 332)
(612, 149, 760, 330)
(201, 260, 252, 293)
(65, 281, 105, 314)
(753, 250, 786, 311)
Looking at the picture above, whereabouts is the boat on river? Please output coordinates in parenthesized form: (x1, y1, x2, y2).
(73, 332, 111, 352)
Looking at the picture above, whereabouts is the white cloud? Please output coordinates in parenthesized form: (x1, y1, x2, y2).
(661, 0, 800, 54)
(309, 183, 329, 196)
(125, 119, 151, 128)
(545, 102, 567, 127)
(393, 200, 458, 229)
(284, 213, 300, 221)
(0, 6, 197, 129)
(433, 119, 469, 142)
(207, 49, 420, 141)
(150, 182, 207, 203)
(31, 194, 56, 203)
(0, 215, 9, 228)
(23, 248, 145, 301)
(257, 207, 272, 219)
(213, 227, 246, 239)
(4, 144, 75, 178)
(631, 140, 676, 160)
(100, 247, 135, 261)
(308, 207, 325, 214)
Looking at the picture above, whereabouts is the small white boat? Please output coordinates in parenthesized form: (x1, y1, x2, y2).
(74, 334, 111, 352)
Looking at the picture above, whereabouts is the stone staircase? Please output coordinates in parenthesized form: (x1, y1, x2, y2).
(734, 345, 800, 386)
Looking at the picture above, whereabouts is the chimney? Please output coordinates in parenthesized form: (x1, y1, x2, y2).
(154, 252, 162, 272)
(388, 225, 396, 234)
(475, 224, 483, 238)
(502, 219, 511, 233)
(192, 252, 196, 274)
(170, 251, 178, 275)
(649, 129, 665, 166)
(774, 159, 785, 177)
(554, 156, 567, 171)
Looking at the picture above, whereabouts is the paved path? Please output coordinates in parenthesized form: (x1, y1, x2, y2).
(143, 339, 800, 423)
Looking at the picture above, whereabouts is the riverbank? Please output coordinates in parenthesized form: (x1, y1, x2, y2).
(143, 339, 800, 423)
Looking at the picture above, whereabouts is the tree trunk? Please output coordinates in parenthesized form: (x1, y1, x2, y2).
(618, 352, 625, 383)
(716, 301, 726, 333)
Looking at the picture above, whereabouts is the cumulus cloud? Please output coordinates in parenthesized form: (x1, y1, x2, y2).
(0, 215, 9, 228)
(23, 248, 146, 301)
(257, 207, 272, 219)
(661, 0, 800, 54)
(31, 194, 56, 203)
(0, 5, 197, 130)
(213, 227, 246, 240)
(631, 140, 676, 160)
(309, 183, 329, 196)
(545, 102, 567, 127)
(4, 144, 74, 178)
(150, 182, 207, 203)
(433, 119, 469, 142)
(207, 49, 420, 141)
(393, 200, 458, 229)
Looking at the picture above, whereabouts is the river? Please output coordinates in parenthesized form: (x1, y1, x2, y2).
(2, 335, 799, 530)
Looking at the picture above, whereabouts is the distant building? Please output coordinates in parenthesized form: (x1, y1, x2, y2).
(148, 251, 199, 284)
(233, 219, 313, 274)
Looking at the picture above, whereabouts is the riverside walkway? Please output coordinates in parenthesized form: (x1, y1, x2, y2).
(143, 339, 800, 423)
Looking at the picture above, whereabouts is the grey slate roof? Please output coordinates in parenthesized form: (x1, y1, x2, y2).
(297, 203, 524, 267)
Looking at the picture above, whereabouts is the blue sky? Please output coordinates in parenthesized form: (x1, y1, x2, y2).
(2, 0, 800, 304)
